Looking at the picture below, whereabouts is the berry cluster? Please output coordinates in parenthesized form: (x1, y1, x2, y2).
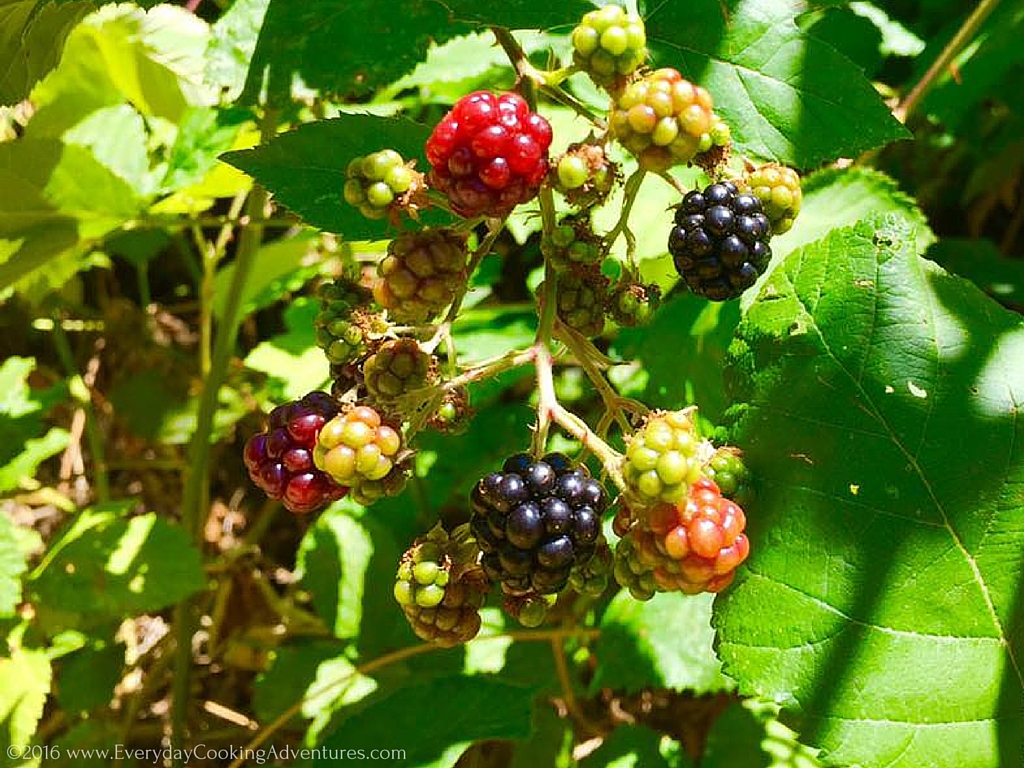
(394, 524, 489, 647)
(541, 216, 605, 271)
(343, 149, 420, 219)
(610, 68, 720, 172)
(362, 338, 433, 404)
(374, 228, 469, 323)
(314, 280, 386, 367)
(571, 5, 647, 88)
(622, 409, 703, 504)
(313, 405, 407, 504)
(240, 5, 797, 646)
(742, 163, 802, 235)
(425, 91, 553, 217)
(668, 181, 773, 301)
(553, 143, 617, 208)
(617, 478, 750, 595)
(471, 453, 607, 596)
(244, 392, 348, 514)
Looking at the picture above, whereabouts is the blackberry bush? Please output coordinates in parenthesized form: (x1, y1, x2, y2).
(668, 181, 773, 301)
(425, 90, 553, 217)
(471, 452, 607, 596)
(243, 392, 348, 514)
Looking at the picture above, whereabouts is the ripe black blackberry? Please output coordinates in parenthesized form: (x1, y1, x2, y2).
(668, 182, 772, 301)
(471, 452, 607, 596)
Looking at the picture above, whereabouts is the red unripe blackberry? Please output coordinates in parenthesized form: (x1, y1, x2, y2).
(374, 228, 469, 323)
(471, 453, 608, 596)
(668, 181, 773, 301)
(394, 523, 489, 647)
(243, 392, 348, 514)
(634, 477, 750, 594)
(425, 91, 553, 217)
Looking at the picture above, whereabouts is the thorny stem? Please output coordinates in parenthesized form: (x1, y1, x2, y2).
(894, 0, 1003, 123)
(51, 318, 109, 501)
(171, 110, 279, 766)
(225, 627, 600, 768)
(605, 168, 646, 266)
(491, 26, 604, 128)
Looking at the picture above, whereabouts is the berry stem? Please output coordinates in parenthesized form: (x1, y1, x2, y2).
(555, 322, 637, 435)
(225, 627, 600, 768)
(894, 0, 1004, 123)
(534, 341, 626, 490)
(606, 167, 646, 267)
(491, 26, 604, 128)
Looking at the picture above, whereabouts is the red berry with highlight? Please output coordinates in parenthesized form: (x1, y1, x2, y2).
(425, 91, 553, 217)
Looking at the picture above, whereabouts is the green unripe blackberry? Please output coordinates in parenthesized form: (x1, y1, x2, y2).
(622, 409, 703, 505)
(552, 143, 618, 209)
(502, 592, 555, 628)
(610, 68, 716, 172)
(742, 163, 802, 234)
(541, 216, 605, 272)
(344, 149, 421, 220)
(394, 523, 489, 647)
(427, 386, 473, 434)
(704, 445, 753, 506)
(608, 280, 661, 327)
(314, 280, 386, 367)
(569, 539, 612, 596)
(362, 338, 433, 402)
(572, 4, 647, 88)
(551, 267, 609, 338)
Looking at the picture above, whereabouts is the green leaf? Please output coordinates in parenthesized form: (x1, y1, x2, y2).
(0, 356, 70, 494)
(579, 724, 692, 768)
(612, 294, 740, 425)
(0, 513, 27, 617)
(848, 2, 925, 58)
(55, 637, 123, 713)
(295, 505, 407, 653)
(0, 647, 51, 754)
(926, 238, 1024, 308)
(0, 0, 95, 105)
(205, 0, 270, 101)
(715, 217, 1024, 768)
(593, 591, 732, 695)
(743, 167, 934, 309)
(0, 138, 145, 292)
(160, 106, 250, 193)
(645, 0, 909, 166)
(28, 3, 214, 134)
(800, 7, 882, 77)
(239, 0, 590, 105)
(31, 506, 206, 630)
(315, 675, 535, 768)
(244, 297, 329, 402)
(701, 702, 772, 768)
(222, 114, 442, 237)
